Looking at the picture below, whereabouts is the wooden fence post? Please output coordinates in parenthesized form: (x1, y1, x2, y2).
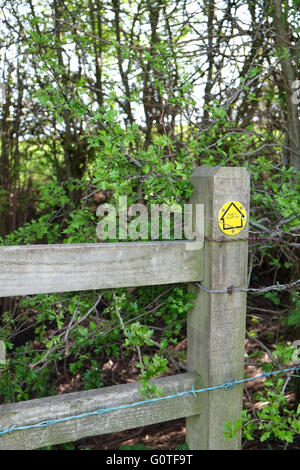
(186, 167, 250, 450)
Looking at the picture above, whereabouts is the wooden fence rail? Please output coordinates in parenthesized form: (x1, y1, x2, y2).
(0, 373, 200, 450)
(0, 240, 203, 297)
(0, 166, 250, 450)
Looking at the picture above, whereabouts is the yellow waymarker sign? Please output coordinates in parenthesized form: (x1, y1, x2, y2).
(218, 201, 247, 236)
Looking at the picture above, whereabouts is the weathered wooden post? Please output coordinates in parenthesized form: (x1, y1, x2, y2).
(186, 167, 250, 450)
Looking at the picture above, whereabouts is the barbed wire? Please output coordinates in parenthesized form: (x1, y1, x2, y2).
(194, 279, 300, 295)
(0, 365, 299, 439)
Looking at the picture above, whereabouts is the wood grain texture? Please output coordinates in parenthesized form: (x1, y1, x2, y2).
(0, 241, 203, 297)
(0, 373, 201, 450)
(186, 166, 250, 450)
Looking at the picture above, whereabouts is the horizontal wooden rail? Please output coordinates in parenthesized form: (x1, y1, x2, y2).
(0, 372, 201, 450)
(0, 241, 203, 297)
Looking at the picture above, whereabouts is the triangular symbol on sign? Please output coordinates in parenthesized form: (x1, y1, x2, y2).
(220, 202, 245, 230)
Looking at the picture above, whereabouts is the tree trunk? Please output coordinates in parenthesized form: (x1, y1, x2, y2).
(272, 0, 300, 170)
